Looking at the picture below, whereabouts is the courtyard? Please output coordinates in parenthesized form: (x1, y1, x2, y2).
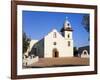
(24, 57, 89, 68)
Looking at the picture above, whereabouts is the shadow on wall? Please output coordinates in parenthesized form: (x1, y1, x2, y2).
(29, 39, 44, 58)
(28, 43, 37, 56)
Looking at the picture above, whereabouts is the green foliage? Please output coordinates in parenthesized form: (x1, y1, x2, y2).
(82, 15, 90, 32)
(23, 32, 31, 54)
(73, 47, 78, 56)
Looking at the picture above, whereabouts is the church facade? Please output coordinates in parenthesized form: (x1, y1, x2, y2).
(27, 19, 74, 58)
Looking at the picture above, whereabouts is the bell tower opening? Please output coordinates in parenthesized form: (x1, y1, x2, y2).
(60, 17, 73, 39)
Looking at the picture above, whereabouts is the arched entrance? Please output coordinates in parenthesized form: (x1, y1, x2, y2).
(81, 50, 89, 58)
(53, 48, 59, 58)
(82, 50, 88, 55)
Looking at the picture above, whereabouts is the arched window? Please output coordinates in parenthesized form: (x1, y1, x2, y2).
(68, 34, 70, 38)
(53, 32, 56, 38)
(68, 41, 70, 47)
(67, 23, 70, 26)
(82, 50, 88, 55)
(84, 52, 87, 55)
(53, 42, 56, 45)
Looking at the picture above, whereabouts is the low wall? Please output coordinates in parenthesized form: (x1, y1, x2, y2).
(23, 56, 39, 66)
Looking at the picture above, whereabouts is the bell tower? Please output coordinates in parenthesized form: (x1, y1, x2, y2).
(60, 18, 73, 40)
(60, 18, 74, 57)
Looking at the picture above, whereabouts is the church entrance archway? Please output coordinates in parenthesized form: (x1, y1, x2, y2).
(53, 48, 59, 58)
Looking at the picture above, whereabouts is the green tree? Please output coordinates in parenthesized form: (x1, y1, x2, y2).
(73, 47, 78, 57)
(82, 15, 90, 32)
(23, 32, 31, 54)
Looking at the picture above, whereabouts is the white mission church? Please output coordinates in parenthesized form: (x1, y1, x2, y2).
(25, 19, 74, 58)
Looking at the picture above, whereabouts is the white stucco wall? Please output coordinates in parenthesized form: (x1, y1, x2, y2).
(30, 40, 38, 49)
(44, 29, 73, 57)
(26, 29, 74, 58)
(24, 40, 38, 56)
(64, 31, 73, 39)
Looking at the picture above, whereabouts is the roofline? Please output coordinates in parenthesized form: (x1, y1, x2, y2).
(60, 27, 73, 32)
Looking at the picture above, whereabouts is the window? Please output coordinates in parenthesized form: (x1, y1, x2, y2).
(84, 52, 87, 55)
(67, 23, 70, 26)
(68, 41, 70, 47)
(53, 42, 56, 45)
(68, 34, 70, 38)
(53, 32, 56, 38)
(82, 50, 88, 55)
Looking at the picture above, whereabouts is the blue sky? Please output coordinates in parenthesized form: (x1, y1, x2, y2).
(22, 11, 89, 48)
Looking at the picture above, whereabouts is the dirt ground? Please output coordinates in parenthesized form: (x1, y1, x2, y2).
(26, 57, 89, 68)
